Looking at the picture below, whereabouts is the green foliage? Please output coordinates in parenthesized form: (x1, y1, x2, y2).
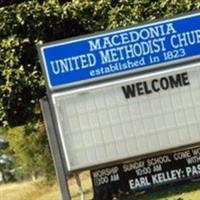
(0, 1, 84, 126)
(5, 121, 55, 181)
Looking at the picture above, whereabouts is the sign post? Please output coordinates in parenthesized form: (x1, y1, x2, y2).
(40, 97, 71, 200)
(38, 12, 200, 200)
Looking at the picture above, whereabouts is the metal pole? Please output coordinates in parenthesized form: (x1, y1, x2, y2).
(40, 97, 71, 200)
(74, 173, 85, 200)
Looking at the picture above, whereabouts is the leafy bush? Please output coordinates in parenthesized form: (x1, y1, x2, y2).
(1, 0, 200, 126)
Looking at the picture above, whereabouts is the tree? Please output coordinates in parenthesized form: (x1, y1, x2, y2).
(5, 121, 55, 182)
(0, 0, 200, 126)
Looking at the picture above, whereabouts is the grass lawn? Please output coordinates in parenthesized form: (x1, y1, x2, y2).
(1, 173, 200, 200)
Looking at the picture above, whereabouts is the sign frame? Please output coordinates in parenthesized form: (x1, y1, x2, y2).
(50, 60, 200, 172)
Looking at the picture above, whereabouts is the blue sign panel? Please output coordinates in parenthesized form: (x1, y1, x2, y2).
(40, 12, 200, 90)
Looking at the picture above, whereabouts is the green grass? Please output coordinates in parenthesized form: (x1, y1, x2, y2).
(1, 173, 200, 200)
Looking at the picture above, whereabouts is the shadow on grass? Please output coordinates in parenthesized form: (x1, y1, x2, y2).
(120, 181, 200, 200)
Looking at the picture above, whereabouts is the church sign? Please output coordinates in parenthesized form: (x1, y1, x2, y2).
(91, 146, 200, 198)
(39, 12, 200, 200)
(39, 12, 200, 90)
